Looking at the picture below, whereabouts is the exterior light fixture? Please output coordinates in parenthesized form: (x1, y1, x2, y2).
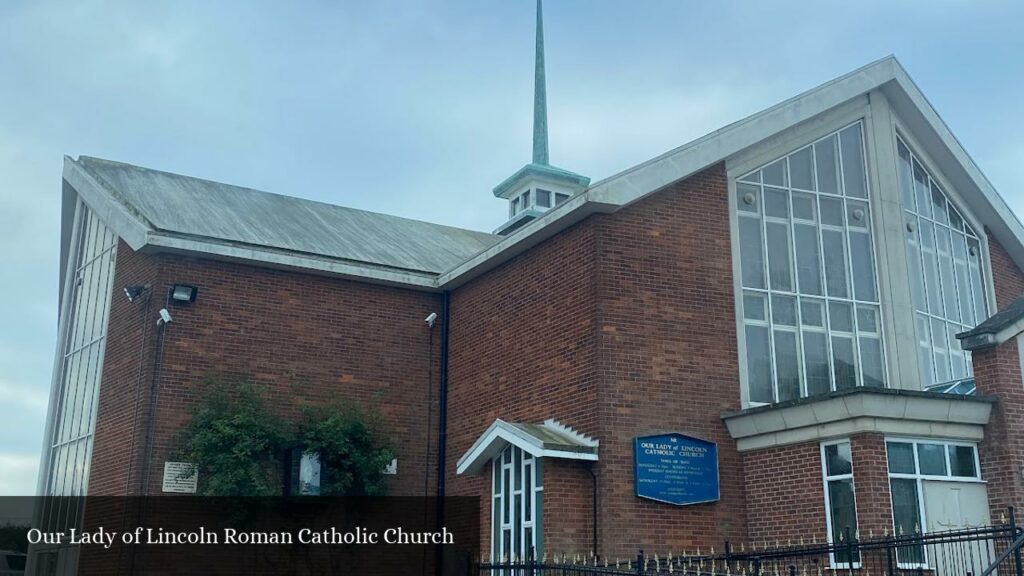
(169, 284, 198, 304)
(123, 285, 148, 302)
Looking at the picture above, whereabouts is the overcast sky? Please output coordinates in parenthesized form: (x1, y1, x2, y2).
(1, 1, 1023, 496)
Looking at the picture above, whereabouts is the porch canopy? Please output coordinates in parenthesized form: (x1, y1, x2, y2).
(456, 418, 598, 475)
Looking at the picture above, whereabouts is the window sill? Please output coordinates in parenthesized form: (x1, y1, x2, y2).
(722, 388, 995, 452)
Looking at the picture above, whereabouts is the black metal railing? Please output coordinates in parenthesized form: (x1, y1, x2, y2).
(479, 508, 1023, 576)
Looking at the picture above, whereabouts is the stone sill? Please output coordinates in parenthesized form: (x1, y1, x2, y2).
(721, 387, 996, 452)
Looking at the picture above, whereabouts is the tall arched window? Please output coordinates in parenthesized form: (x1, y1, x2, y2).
(897, 137, 988, 386)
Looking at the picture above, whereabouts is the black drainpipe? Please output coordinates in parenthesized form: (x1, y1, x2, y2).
(434, 291, 450, 574)
(588, 464, 599, 558)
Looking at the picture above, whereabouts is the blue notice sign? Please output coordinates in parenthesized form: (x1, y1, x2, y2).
(634, 433, 719, 506)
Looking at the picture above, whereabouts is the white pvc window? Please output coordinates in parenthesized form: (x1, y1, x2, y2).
(821, 440, 860, 566)
(491, 445, 542, 562)
(737, 122, 886, 404)
(40, 204, 117, 532)
(886, 439, 981, 566)
(897, 138, 988, 388)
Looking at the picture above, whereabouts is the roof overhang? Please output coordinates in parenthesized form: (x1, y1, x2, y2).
(456, 418, 598, 475)
(721, 387, 995, 452)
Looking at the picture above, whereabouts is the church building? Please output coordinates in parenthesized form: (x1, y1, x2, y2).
(34, 1, 1024, 572)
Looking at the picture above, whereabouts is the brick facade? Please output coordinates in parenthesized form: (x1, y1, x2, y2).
(82, 163, 1024, 564)
(90, 241, 443, 497)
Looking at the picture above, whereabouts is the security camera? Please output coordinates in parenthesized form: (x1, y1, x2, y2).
(425, 312, 438, 328)
(157, 308, 173, 326)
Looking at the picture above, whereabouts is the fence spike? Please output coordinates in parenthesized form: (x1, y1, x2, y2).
(800, 536, 804, 546)
(883, 526, 889, 537)
(669, 560, 675, 574)
(741, 542, 746, 553)
(711, 546, 716, 555)
(1003, 512, 1008, 524)
(914, 522, 920, 534)
(855, 530, 860, 541)
(627, 559, 632, 570)
(593, 554, 598, 567)
(869, 528, 874, 539)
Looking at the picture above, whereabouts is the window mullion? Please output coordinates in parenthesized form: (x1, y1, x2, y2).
(816, 196, 838, 393)
(759, 185, 779, 402)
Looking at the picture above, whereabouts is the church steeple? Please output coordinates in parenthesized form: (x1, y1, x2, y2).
(492, 0, 590, 236)
(533, 0, 549, 166)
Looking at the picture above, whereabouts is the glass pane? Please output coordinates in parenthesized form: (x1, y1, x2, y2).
(948, 445, 977, 478)
(839, 124, 867, 198)
(930, 181, 948, 225)
(931, 318, 950, 384)
(828, 479, 860, 564)
(792, 192, 816, 221)
(737, 183, 759, 214)
(917, 314, 935, 386)
(822, 229, 849, 298)
(803, 331, 831, 395)
(829, 301, 853, 332)
(897, 141, 915, 210)
(949, 324, 967, 381)
(763, 158, 788, 187)
(739, 217, 766, 289)
(952, 234, 975, 326)
(745, 324, 774, 403)
(743, 291, 767, 321)
(775, 330, 801, 401)
(536, 189, 552, 208)
(891, 478, 925, 563)
(832, 336, 857, 390)
(820, 196, 844, 226)
(772, 294, 797, 326)
(849, 233, 877, 303)
(790, 146, 814, 191)
(936, 229, 959, 323)
(886, 442, 916, 474)
(767, 222, 793, 291)
(815, 135, 840, 195)
(913, 159, 932, 219)
(907, 216, 927, 313)
(825, 442, 852, 476)
(859, 336, 885, 388)
(795, 224, 823, 295)
(765, 187, 789, 218)
(801, 299, 825, 327)
(920, 220, 943, 316)
(739, 171, 760, 184)
(555, 193, 569, 205)
(856, 305, 879, 334)
(917, 443, 947, 476)
(968, 238, 987, 323)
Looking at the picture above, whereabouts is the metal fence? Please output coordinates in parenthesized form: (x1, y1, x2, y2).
(479, 508, 1024, 576)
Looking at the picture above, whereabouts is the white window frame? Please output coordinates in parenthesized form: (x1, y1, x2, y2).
(884, 437, 983, 569)
(732, 119, 888, 406)
(491, 445, 542, 562)
(893, 127, 995, 388)
(821, 439, 861, 568)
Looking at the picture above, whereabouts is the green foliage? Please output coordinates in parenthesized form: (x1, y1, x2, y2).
(177, 377, 394, 497)
(177, 379, 287, 496)
(0, 523, 29, 554)
(297, 401, 394, 496)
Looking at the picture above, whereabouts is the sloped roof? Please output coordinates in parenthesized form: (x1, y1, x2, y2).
(66, 156, 499, 282)
(456, 418, 599, 475)
(957, 295, 1024, 350)
(62, 56, 1024, 293)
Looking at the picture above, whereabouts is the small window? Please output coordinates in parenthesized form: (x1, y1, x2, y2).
(511, 197, 519, 216)
(536, 189, 552, 208)
(821, 440, 859, 566)
(521, 191, 531, 209)
(555, 193, 569, 205)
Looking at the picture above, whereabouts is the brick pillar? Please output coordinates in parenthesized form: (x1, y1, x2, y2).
(850, 433, 893, 539)
(974, 336, 1024, 518)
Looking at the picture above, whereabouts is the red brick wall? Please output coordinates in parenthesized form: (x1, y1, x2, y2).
(743, 442, 825, 545)
(976, 234, 1024, 519)
(447, 164, 747, 560)
(850, 434, 893, 539)
(91, 241, 443, 497)
(446, 217, 600, 556)
(590, 164, 747, 558)
(988, 232, 1024, 310)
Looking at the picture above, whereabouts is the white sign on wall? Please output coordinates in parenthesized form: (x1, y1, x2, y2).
(162, 462, 198, 493)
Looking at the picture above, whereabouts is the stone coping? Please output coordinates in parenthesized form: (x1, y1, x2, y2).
(721, 387, 996, 452)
